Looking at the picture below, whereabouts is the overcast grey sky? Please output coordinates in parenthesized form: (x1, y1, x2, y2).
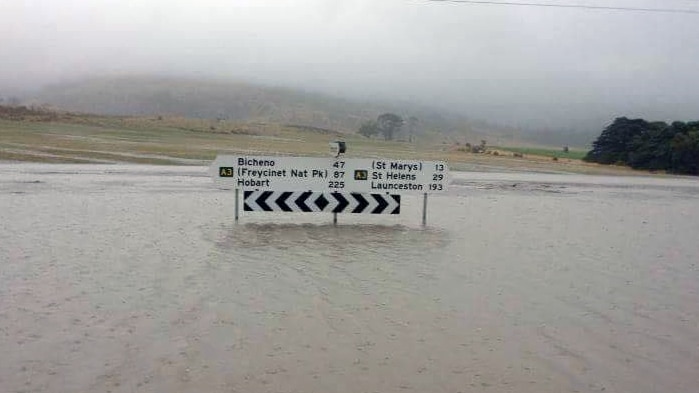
(2, 0, 698, 129)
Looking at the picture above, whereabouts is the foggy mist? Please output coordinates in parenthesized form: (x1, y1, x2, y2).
(2, 0, 698, 130)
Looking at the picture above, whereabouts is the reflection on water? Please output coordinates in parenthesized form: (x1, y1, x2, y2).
(215, 223, 447, 251)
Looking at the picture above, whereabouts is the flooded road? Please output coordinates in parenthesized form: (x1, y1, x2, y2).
(1, 164, 698, 393)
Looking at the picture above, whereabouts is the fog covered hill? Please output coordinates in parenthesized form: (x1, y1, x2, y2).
(32, 75, 497, 141)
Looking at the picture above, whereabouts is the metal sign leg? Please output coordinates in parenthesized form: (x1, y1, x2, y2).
(333, 212, 338, 226)
(235, 188, 239, 222)
(422, 193, 427, 227)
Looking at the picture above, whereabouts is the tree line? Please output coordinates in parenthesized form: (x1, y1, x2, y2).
(584, 117, 699, 175)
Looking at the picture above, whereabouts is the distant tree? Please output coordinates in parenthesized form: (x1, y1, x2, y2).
(584, 117, 651, 164)
(407, 116, 419, 143)
(670, 126, 699, 175)
(7, 96, 21, 107)
(377, 113, 403, 141)
(358, 120, 379, 138)
(626, 121, 674, 170)
(584, 117, 699, 175)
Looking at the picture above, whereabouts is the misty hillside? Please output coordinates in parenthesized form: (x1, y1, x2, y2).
(33, 76, 501, 142)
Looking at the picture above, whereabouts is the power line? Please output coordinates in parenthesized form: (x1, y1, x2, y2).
(426, 0, 699, 14)
(620, 0, 699, 2)
(590, 0, 699, 2)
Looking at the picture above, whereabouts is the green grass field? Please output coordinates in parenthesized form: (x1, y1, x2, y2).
(497, 146, 588, 160)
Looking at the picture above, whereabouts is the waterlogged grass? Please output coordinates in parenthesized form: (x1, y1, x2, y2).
(498, 146, 588, 160)
(0, 116, 646, 176)
(0, 117, 431, 164)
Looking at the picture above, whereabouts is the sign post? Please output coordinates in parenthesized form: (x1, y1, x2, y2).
(422, 193, 428, 226)
(211, 155, 449, 225)
(235, 188, 239, 222)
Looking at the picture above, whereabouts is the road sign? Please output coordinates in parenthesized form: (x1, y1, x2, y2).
(210, 155, 448, 194)
(244, 191, 400, 214)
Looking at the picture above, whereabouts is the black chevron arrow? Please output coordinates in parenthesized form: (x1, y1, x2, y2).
(391, 195, 401, 214)
(372, 194, 389, 214)
(257, 191, 273, 211)
(276, 191, 293, 212)
(314, 194, 329, 210)
(295, 191, 313, 212)
(353, 193, 368, 213)
(243, 191, 400, 214)
(332, 193, 348, 213)
(243, 190, 254, 211)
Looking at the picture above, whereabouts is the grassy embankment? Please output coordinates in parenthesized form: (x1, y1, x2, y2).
(0, 109, 645, 175)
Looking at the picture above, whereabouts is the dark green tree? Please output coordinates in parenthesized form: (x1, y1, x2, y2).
(585, 118, 699, 175)
(584, 117, 651, 164)
(627, 121, 673, 170)
(670, 126, 699, 175)
(377, 113, 404, 141)
(358, 120, 379, 138)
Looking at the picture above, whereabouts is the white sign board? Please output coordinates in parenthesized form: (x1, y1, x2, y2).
(209, 155, 449, 194)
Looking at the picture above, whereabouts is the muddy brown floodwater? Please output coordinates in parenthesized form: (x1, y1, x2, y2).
(1, 164, 698, 393)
